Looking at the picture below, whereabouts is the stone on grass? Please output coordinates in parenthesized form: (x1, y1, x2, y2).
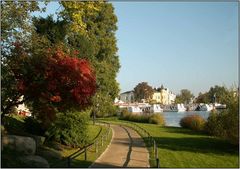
(2, 135, 36, 155)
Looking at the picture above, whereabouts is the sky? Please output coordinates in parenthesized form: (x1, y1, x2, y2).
(33, 1, 238, 96)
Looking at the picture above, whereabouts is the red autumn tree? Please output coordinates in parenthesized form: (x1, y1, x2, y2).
(13, 44, 96, 127)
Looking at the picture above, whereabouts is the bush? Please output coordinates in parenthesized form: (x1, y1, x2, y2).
(119, 109, 165, 125)
(149, 113, 165, 125)
(120, 109, 130, 119)
(205, 102, 239, 145)
(45, 110, 90, 147)
(180, 114, 206, 131)
(204, 111, 222, 136)
(2, 114, 26, 135)
(204, 88, 239, 145)
(24, 117, 45, 136)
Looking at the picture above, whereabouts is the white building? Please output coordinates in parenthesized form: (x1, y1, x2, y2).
(119, 91, 135, 103)
(168, 91, 176, 105)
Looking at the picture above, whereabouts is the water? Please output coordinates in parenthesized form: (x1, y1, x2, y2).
(163, 111, 210, 127)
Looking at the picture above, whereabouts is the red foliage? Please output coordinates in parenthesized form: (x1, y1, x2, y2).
(50, 96, 62, 102)
(17, 80, 25, 93)
(16, 46, 96, 114)
(44, 49, 96, 106)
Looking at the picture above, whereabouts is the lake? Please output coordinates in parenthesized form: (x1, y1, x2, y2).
(163, 111, 210, 127)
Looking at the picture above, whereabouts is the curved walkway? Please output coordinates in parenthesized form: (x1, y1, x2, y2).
(90, 125, 150, 168)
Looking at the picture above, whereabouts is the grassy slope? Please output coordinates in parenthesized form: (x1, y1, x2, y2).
(141, 123, 239, 168)
(44, 123, 112, 168)
(59, 124, 112, 168)
(102, 118, 239, 168)
(2, 115, 112, 168)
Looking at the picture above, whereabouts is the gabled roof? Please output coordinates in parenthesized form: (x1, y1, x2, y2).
(120, 90, 134, 95)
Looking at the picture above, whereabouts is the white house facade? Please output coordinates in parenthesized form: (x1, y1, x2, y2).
(119, 91, 135, 103)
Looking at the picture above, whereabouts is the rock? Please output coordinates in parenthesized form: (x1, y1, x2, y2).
(2, 135, 36, 155)
(37, 148, 62, 160)
(2, 135, 15, 149)
(31, 135, 45, 147)
(19, 155, 49, 168)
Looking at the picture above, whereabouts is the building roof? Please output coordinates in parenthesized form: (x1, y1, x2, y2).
(120, 90, 134, 95)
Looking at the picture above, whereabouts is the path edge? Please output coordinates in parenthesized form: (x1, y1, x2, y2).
(88, 126, 115, 168)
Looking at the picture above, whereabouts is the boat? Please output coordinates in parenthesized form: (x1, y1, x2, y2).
(127, 106, 142, 114)
(163, 105, 178, 112)
(195, 104, 214, 111)
(150, 104, 163, 113)
(163, 104, 186, 112)
(176, 104, 186, 112)
(214, 103, 227, 109)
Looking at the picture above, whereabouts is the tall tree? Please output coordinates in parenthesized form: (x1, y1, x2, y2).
(1, 1, 42, 50)
(1, 1, 43, 117)
(175, 89, 194, 104)
(59, 1, 120, 117)
(195, 85, 233, 104)
(195, 92, 209, 103)
(134, 82, 154, 102)
(33, 16, 68, 44)
(208, 85, 230, 104)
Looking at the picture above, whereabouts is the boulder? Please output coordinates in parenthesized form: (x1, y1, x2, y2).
(37, 148, 62, 160)
(19, 155, 49, 168)
(2, 135, 36, 155)
(31, 135, 45, 147)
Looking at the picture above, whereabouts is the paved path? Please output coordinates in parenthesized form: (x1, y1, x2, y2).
(90, 125, 150, 168)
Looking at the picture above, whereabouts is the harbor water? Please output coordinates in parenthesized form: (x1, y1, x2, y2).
(163, 111, 210, 127)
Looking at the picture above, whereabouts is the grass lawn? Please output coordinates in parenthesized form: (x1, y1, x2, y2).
(40, 122, 112, 168)
(101, 117, 239, 168)
(2, 115, 112, 168)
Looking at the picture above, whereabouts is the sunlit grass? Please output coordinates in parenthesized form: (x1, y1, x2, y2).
(101, 118, 239, 168)
(46, 123, 112, 168)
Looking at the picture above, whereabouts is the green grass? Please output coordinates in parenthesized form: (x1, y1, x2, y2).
(61, 125, 112, 168)
(2, 115, 112, 168)
(101, 117, 239, 168)
(42, 123, 112, 168)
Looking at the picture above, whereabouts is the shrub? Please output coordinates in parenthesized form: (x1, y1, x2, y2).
(45, 110, 90, 147)
(204, 111, 222, 136)
(205, 102, 239, 145)
(119, 109, 165, 125)
(204, 88, 239, 145)
(2, 114, 26, 135)
(180, 114, 206, 131)
(120, 109, 130, 119)
(128, 114, 149, 123)
(149, 113, 165, 125)
(24, 117, 45, 136)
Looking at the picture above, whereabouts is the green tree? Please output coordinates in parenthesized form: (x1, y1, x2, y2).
(59, 1, 120, 117)
(195, 85, 236, 104)
(1, 1, 42, 50)
(1, 1, 43, 117)
(91, 91, 118, 118)
(208, 85, 230, 104)
(195, 92, 209, 103)
(33, 15, 68, 44)
(134, 82, 154, 102)
(60, 2, 120, 99)
(175, 89, 194, 104)
(205, 88, 239, 145)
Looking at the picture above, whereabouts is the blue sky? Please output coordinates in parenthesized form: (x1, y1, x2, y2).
(33, 1, 238, 96)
